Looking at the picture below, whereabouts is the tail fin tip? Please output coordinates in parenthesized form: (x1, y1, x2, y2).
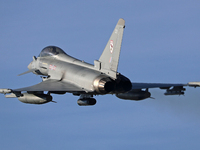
(117, 18, 125, 26)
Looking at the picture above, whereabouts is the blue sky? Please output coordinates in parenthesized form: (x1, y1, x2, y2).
(0, 0, 200, 149)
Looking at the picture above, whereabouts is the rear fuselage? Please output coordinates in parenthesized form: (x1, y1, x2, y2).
(30, 51, 132, 95)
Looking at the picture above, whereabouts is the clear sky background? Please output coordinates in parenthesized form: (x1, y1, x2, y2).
(0, 0, 200, 149)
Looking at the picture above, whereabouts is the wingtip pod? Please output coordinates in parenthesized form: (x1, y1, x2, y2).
(117, 18, 125, 26)
(188, 82, 200, 87)
(0, 89, 12, 94)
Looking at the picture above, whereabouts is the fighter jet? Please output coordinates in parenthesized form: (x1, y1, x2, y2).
(0, 18, 198, 106)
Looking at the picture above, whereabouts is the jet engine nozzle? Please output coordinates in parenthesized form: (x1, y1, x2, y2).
(115, 74, 132, 93)
(93, 75, 115, 94)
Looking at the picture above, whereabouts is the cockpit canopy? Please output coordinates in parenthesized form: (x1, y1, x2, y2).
(38, 46, 67, 57)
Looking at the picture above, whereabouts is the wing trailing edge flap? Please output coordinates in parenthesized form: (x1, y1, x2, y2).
(131, 82, 187, 95)
(13, 79, 85, 92)
(131, 82, 187, 90)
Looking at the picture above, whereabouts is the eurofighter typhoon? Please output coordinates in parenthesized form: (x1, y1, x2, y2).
(0, 19, 199, 106)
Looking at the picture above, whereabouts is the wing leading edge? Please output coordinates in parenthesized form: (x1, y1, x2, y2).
(14, 79, 84, 92)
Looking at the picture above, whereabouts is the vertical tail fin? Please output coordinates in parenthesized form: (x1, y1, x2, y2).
(98, 18, 125, 79)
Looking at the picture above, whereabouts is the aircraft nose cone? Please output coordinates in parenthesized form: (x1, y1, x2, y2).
(28, 62, 33, 70)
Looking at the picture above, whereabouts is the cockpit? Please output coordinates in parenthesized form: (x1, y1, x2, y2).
(38, 46, 67, 57)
